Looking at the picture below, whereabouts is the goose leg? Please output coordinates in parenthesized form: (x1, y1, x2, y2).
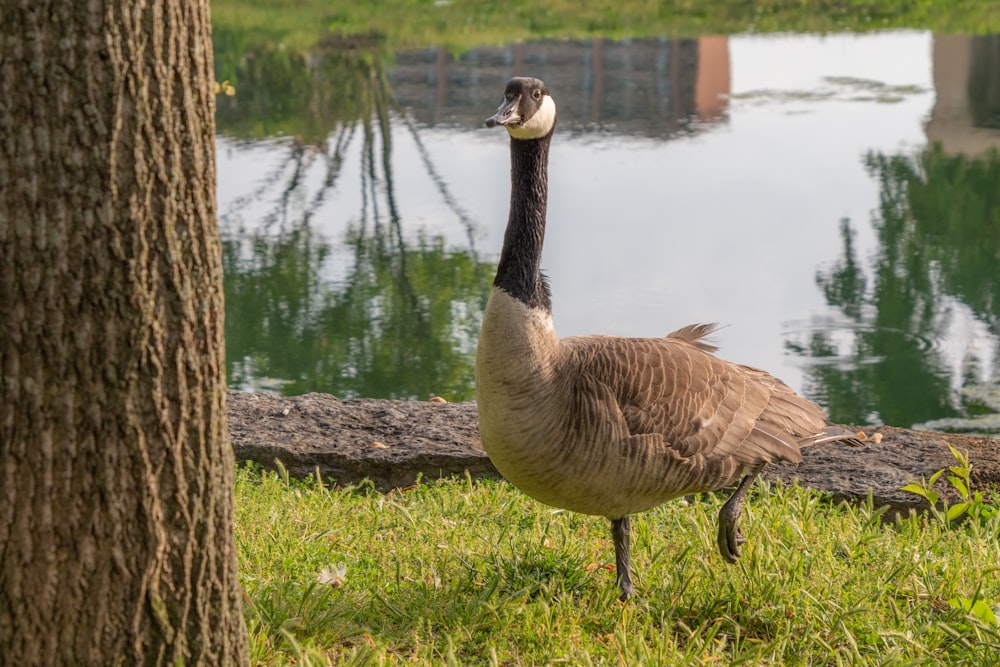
(717, 463, 765, 563)
(610, 516, 635, 601)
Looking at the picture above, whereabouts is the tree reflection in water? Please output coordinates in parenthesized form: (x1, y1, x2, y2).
(796, 146, 1000, 432)
(217, 41, 491, 400)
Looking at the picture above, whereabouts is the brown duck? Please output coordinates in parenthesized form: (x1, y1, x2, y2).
(476, 76, 859, 600)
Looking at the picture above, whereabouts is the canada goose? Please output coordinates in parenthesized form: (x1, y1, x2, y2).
(476, 76, 860, 601)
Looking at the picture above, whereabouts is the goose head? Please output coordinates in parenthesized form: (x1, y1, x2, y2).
(485, 77, 557, 140)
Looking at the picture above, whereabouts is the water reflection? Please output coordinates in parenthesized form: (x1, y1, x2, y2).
(970, 35, 1000, 130)
(796, 145, 1000, 432)
(390, 37, 730, 136)
(214, 33, 392, 141)
(926, 34, 1000, 154)
(221, 134, 492, 399)
(218, 42, 491, 399)
(786, 35, 1000, 432)
(215, 32, 1000, 433)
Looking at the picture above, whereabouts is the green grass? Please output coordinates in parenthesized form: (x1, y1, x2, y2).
(235, 464, 1000, 665)
(212, 0, 1000, 54)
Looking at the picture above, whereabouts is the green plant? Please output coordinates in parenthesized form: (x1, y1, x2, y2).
(950, 594, 1000, 627)
(898, 447, 1000, 640)
(900, 443, 998, 523)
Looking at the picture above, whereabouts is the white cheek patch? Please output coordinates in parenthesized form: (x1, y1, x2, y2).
(507, 95, 557, 140)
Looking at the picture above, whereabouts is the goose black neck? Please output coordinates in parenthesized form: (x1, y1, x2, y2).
(494, 133, 553, 312)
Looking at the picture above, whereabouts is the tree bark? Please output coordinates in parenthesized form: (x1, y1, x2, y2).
(0, 3, 248, 665)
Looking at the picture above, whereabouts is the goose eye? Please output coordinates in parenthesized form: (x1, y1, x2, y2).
(532, 89, 542, 100)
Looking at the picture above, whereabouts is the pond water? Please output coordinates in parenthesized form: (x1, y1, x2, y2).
(216, 31, 1000, 434)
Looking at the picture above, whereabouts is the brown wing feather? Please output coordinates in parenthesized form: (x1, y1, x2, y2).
(564, 324, 833, 468)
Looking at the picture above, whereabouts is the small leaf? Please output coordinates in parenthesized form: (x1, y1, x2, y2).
(946, 503, 969, 522)
(928, 469, 946, 487)
(900, 483, 940, 505)
(900, 483, 931, 500)
(948, 476, 969, 498)
(946, 443, 968, 466)
(950, 597, 998, 626)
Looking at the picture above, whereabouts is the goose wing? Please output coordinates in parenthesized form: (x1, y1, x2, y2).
(562, 324, 831, 467)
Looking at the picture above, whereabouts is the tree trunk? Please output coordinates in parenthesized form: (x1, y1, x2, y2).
(0, 3, 248, 665)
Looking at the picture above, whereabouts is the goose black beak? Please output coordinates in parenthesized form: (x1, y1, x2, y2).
(485, 95, 521, 128)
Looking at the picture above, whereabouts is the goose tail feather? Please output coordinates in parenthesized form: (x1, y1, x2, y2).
(666, 323, 721, 353)
(799, 424, 867, 449)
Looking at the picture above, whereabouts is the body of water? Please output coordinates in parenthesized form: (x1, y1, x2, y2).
(216, 31, 1000, 434)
